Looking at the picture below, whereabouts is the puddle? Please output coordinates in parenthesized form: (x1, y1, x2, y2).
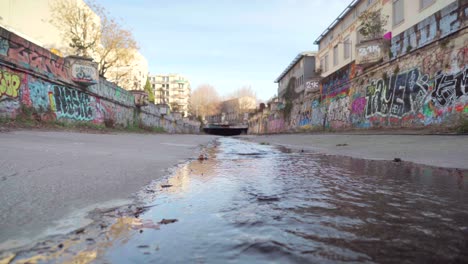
(3, 137, 468, 263)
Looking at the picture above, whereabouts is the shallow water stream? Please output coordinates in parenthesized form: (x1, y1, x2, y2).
(5, 137, 468, 263)
(98, 137, 468, 263)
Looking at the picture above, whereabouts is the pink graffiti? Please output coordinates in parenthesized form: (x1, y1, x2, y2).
(351, 97, 366, 115)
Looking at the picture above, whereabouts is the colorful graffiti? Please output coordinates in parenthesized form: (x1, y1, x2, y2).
(0, 35, 69, 80)
(365, 69, 429, 118)
(364, 67, 467, 121)
(391, 1, 464, 59)
(0, 70, 21, 99)
(328, 96, 350, 128)
(28, 77, 52, 110)
(71, 64, 98, 84)
(88, 79, 134, 107)
(53, 86, 93, 121)
(431, 68, 467, 108)
(321, 64, 353, 95)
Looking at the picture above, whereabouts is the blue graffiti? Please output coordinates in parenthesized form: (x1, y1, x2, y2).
(0, 38, 8, 56)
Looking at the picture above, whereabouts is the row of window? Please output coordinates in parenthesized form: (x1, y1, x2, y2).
(296, 75, 304, 88)
(320, 36, 352, 72)
(320, 0, 436, 50)
(319, 0, 437, 73)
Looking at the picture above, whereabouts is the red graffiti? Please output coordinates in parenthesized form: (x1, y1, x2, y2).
(5, 36, 69, 80)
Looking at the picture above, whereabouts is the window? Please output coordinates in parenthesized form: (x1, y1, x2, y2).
(333, 45, 338, 66)
(420, 0, 435, 10)
(320, 58, 325, 72)
(324, 54, 329, 72)
(343, 36, 351, 59)
(393, 0, 404, 26)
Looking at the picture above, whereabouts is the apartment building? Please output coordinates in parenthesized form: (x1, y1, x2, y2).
(275, 52, 318, 99)
(150, 74, 191, 117)
(0, 0, 149, 91)
(315, 0, 456, 78)
(105, 51, 149, 91)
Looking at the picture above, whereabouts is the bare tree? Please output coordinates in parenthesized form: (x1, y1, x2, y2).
(189, 84, 221, 118)
(94, 13, 138, 76)
(49, 0, 101, 57)
(226, 85, 257, 113)
(50, 0, 139, 77)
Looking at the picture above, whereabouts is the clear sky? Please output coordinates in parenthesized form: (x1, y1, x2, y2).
(97, 0, 350, 101)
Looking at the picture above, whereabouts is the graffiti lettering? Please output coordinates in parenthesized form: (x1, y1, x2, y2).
(0, 70, 21, 99)
(431, 68, 467, 108)
(365, 69, 430, 118)
(358, 45, 381, 56)
(72, 64, 98, 83)
(328, 96, 350, 124)
(53, 86, 93, 120)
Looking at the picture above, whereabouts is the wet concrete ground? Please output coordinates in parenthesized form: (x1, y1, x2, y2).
(3, 137, 467, 263)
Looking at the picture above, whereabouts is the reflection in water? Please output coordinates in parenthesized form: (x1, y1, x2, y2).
(9, 138, 466, 263)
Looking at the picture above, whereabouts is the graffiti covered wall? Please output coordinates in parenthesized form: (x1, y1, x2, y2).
(0, 26, 200, 133)
(249, 23, 466, 134)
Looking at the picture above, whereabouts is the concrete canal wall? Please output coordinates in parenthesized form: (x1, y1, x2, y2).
(249, 1, 467, 134)
(0, 26, 200, 133)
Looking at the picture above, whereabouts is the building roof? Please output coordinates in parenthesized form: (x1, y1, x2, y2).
(274, 51, 316, 83)
(313, 0, 360, 45)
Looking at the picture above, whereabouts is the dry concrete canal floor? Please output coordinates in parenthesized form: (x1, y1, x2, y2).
(0, 131, 467, 263)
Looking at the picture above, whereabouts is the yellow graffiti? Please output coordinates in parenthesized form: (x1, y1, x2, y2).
(0, 70, 21, 99)
(48, 91, 56, 112)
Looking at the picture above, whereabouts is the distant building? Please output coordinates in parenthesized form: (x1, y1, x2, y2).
(149, 74, 191, 117)
(275, 52, 319, 99)
(106, 51, 149, 91)
(0, 0, 149, 91)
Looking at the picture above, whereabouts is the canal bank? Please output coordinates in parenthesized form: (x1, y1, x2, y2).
(0, 131, 217, 252)
(240, 134, 468, 170)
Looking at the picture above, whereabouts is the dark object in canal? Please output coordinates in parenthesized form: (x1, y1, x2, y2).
(161, 184, 173, 188)
(158, 218, 178, 225)
(393, 157, 402, 162)
(203, 124, 248, 136)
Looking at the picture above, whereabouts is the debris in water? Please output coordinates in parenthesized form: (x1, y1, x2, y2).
(137, 245, 150, 248)
(58, 243, 63, 249)
(161, 184, 173, 188)
(393, 158, 402, 162)
(257, 196, 280, 202)
(75, 228, 85, 234)
(336, 143, 348, 147)
(158, 218, 178, 225)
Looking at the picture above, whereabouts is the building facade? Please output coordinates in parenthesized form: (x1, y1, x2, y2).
(314, 0, 457, 78)
(275, 52, 318, 99)
(150, 74, 191, 117)
(0, 0, 149, 91)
